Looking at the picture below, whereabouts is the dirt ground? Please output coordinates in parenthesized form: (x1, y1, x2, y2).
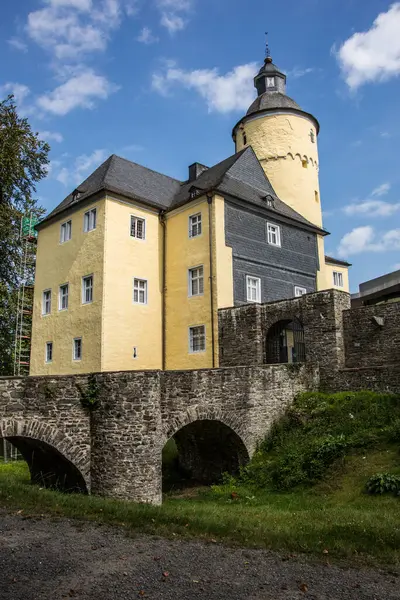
(0, 512, 399, 600)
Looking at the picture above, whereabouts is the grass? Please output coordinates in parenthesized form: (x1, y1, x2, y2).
(1, 391, 400, 566)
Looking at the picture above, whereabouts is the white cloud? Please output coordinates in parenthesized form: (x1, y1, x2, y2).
(53, 148, 108, 186)
(336, 3, 400, 89)
(152, 62, 257, 113)
(157, 0, 192, 33)
(38, 130, 64, 143)
(343, 200, 400, 217)
(287, 67, 314, 79)
(125, 0, 139, 16)
(371, 182, 391, 197)
(7, 37, 28, 52)
(137, 26, 158, 44)
(37, 70, 118, 115)
(338, 225, 400, 257)
(381, 131, 391, 138)
(393, 263, 400, 270)
(0, 82, 31, 105)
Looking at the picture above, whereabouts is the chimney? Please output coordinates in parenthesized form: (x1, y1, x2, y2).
(188, 162, 208, 182)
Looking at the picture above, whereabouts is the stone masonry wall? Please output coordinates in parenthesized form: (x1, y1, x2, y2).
(219, 289, 351, 374)
(343, 303, 400, 368)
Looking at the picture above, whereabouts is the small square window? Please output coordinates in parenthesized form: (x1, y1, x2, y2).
(42, 289, 51, 315)
(246, 276, 261, 303)
(266, 77, 275, 88)
(333, 271, 343, 287)
(60, 220, 72, 243)
(267, 223, 281, 247)
(84, 208, 97, 232)
(130, 216, 146, 240)
(189, 325, 206, 353)
(45, 342, 53, 363)
(295, 286, 307, 297)
(133, 278, 147, 304)
(188, 265, 204, 296)
(82, 275, 93, 304)
(189, 213, 202, 238)
(59, 283, 69, 311)
(73, 338, 82, 361)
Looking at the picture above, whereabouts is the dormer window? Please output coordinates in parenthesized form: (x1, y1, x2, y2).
(189, 187, 201, 199)
(264, 195, 274, 208)
(266, 77, 275, 88)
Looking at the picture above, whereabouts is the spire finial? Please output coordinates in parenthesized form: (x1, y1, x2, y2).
(264, 31, 272, 62)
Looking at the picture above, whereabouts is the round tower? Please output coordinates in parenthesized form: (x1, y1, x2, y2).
(233, 52, 327, 288)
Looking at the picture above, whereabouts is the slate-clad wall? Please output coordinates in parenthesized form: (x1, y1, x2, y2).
(224, 200, 318, 304)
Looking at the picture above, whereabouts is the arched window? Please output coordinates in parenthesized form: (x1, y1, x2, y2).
(265, 318, 305, 364)
(242, 131, 247, 145)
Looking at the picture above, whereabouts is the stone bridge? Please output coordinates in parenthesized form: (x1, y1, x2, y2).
(0, 364, 317, 504)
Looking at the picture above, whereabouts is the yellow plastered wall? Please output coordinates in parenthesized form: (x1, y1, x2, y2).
(213, 195, 234, 310)
(235, 112, 327, 290)
(30, 199, 106, 375)
(323, 262, 350, 293)
(165, 198, 214, 370)
(101, 196, 162, 371)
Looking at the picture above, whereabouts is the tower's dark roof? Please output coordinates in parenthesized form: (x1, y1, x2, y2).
(247, 91, 301, 116)
(38, 147, 327, 237)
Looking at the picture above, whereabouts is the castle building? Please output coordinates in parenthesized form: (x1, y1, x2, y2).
(30, 52, 350, 376)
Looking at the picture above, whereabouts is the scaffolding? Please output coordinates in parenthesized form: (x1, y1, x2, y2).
(13, 213, 39, 376)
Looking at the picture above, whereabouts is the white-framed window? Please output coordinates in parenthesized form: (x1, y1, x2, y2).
(130, 215, 146, 240)
(73, 337, 82, 361)
(267, 222, 281, 247)
(295, 286, 307, 297)
(42, 289, 51, 315)
(333, 271, 344, 287)
(60, 220, 72, 243)
(133, 278, 148, 304)
(82, 275, 93, 304)
(189, 325, 206, 353)
(84, 208, 97, 232)
(59, 283, 69, 310)
(266, 77, 275, 88)
(45, 342, 53, 363)
(246, 276, 261, 303)
(189, 213, 202, 238)
(188, 265, 204, 296)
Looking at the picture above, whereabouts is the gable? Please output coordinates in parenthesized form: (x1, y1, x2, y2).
(226, 146, 276, 196)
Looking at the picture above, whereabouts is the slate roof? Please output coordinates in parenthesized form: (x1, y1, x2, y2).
(246, 91, 301, 116)
(325, 255, 352, 267)
(38, 147, 327, 236)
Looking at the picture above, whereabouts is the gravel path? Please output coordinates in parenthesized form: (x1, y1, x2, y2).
(0, 513, 399, 600)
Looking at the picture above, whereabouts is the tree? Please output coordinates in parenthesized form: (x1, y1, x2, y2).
(0, 95, 49, 375)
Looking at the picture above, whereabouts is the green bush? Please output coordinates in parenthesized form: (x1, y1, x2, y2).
(213, 391, 400, 494)
(365, 473, 400, 495)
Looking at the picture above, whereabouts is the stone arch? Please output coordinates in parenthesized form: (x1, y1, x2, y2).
(0, 418, 89, 493)
(265, 317, 306, 365)
(163, 408, 251, 484)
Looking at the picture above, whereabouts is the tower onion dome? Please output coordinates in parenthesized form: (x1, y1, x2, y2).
(233, 55, 320, 136)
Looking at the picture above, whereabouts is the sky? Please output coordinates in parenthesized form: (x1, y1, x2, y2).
(1, 0, 400, 292)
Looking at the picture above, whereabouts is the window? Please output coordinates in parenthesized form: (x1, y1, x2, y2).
(315, 190, 319, 203)
(310, 129, 315, 143)
(242, 131, 247, 145)
(130, 216, 146, 240)
(45, 342, 53, 363)
(246, 276, 261, 303)
(133, 347, 138, 359)
(266, 77, 275, 87)
(295, 286, 307, 297)
(189, 266, 204, 296)
(60, 220, 72, 243)
(42, 290, 51, 315)
(133, 278, 147, 304)
(333, 271, 344, 288)
(267, 222, 281, 247)
(189, 325, 206, 353)
(59, 284, 69, 310)
(189, 213, 202, 238)
(82, 275, 93, 304)
(73, 338, 82, 361)
(302, 159, 308, 168)
(84, 208, 97, 232)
